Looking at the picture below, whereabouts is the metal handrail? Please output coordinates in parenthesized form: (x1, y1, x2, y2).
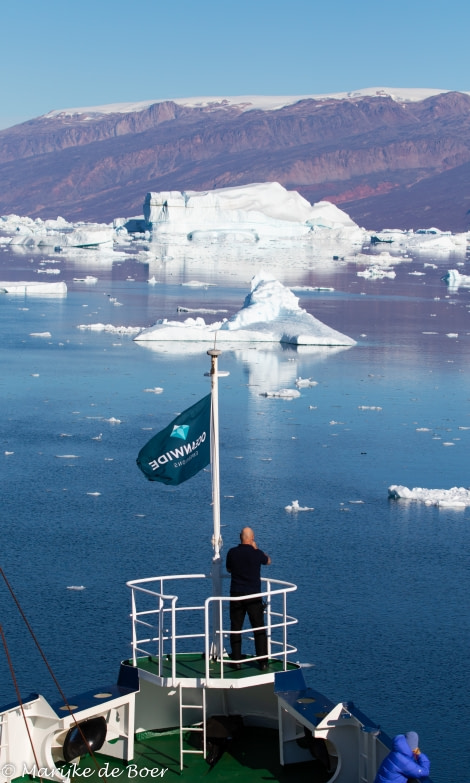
(127, 573, 297, 681)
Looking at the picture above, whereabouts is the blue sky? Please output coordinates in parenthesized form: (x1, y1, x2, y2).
(1, 0, 468, 129)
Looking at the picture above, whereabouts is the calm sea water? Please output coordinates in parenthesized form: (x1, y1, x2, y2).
(1, 241, 469, 782)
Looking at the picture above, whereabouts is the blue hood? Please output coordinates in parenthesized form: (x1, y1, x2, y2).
(392, 735, 414, 758)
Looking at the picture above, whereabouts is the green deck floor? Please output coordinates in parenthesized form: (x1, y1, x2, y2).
(21, 726, 332, 783)
(131, 653, 298, 681)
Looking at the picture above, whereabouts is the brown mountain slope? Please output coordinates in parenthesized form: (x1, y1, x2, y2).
(1, 92, 470, 230)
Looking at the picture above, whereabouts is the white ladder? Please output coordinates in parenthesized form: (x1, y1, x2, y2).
(179, 683, 206, 771)
(359, 726, 378, 783)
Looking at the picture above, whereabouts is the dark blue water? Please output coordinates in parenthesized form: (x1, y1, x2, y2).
(1, 246, 469, 783)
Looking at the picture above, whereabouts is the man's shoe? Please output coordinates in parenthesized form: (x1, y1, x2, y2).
(259, 662, 268, 671)
(229, 662, 241, 670)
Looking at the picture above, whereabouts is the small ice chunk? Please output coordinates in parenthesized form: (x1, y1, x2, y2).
(261, 389, 301, 398)
(285, 499, 314, 512)
(295, 377, 318, 388)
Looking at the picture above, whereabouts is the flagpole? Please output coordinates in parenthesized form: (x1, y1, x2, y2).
(207, 348, 223, 658)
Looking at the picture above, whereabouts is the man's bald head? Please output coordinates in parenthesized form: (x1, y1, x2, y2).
(240, 527, 254, 544)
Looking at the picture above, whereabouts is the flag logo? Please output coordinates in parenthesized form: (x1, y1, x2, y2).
(137, 394, 211, 485)
(171, 424, 190, 440)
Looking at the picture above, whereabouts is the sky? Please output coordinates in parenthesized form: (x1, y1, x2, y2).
(0, 0, 469, 130)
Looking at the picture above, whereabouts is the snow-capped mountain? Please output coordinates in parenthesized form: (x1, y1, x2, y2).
(1, 88, 470, 231)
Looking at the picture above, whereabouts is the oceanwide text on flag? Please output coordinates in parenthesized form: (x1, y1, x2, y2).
(136, 394, 211, 485)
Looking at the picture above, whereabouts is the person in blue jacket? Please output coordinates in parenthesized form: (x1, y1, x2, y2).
(374, 731, 431, 782)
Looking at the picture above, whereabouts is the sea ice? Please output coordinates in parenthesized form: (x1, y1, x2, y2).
(388, 485, 470, 507)
(0, 281, 67, 295)
(444, 269, 470, 291)
(134, 273, 356, 347)
(77, 324, 142, 334)
(261, 389, 301, 398)
(285, 500, 314, 512)
(295, 377, 318, 387)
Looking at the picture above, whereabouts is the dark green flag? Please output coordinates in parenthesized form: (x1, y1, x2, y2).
(137, 393, 211, 485)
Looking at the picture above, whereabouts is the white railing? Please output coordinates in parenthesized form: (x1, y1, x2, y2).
(127, 573, 298, 682)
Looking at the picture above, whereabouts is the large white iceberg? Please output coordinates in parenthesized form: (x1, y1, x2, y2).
(143, 182, 361, 241)
(134, 273, 356, 346)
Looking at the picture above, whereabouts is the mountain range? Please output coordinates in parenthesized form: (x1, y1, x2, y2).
(1, 88, 470, 232)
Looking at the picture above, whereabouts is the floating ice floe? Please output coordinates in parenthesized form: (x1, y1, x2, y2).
(444, 269, 470, 292)
(388, 485, 470, 508)
(77, 324, 142, 334)
(134, 273, 356, 346)
(177, 306, 227, 315)
(285, 500, 314, 512)
(370, 228, 467, 256)
(143, 387, 164, 394)
(67, 585, 86, 590)
(261, 389, 301, 399)
(0, 281, 67, 295)
(5, 216, 113, 249)
(295, 377, 318, 388)
(181, 280, 217, 288)
(357, 266, 396, 279)
(30, 332, 52, 338)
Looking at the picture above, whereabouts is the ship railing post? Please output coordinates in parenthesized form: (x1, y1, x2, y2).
(219, 597, 224, 671)
(266, 581, 272, 660)
(204, 598, 210, 680)
(131, 588, 137, 666)
(158, 594, 164, 676)
(283, 588, 288, 669)
(171, 596, 177, 681)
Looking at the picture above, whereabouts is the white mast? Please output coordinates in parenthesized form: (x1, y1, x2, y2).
(208, 348, 222, 561)
(207, 348, 225, 658)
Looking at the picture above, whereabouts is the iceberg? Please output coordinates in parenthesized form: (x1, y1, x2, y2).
(134, 273, 356, 346)
(444, 269, 470, 291)
(0, 281, 67, 295)
(143, 182, 361, 241)
(388, 485, 470, 508)
(3, 215, 113, 249)
(369, 228, 467, 256)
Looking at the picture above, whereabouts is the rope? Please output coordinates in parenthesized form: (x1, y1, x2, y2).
(0, 624, 44, 780)
(0, 567, 109, 780)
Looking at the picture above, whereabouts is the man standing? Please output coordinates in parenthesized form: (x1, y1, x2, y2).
(226, 527, 271, 671)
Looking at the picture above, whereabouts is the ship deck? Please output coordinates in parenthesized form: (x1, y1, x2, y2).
(130, 652, 299, 682)
(15, 726, 332, 783)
